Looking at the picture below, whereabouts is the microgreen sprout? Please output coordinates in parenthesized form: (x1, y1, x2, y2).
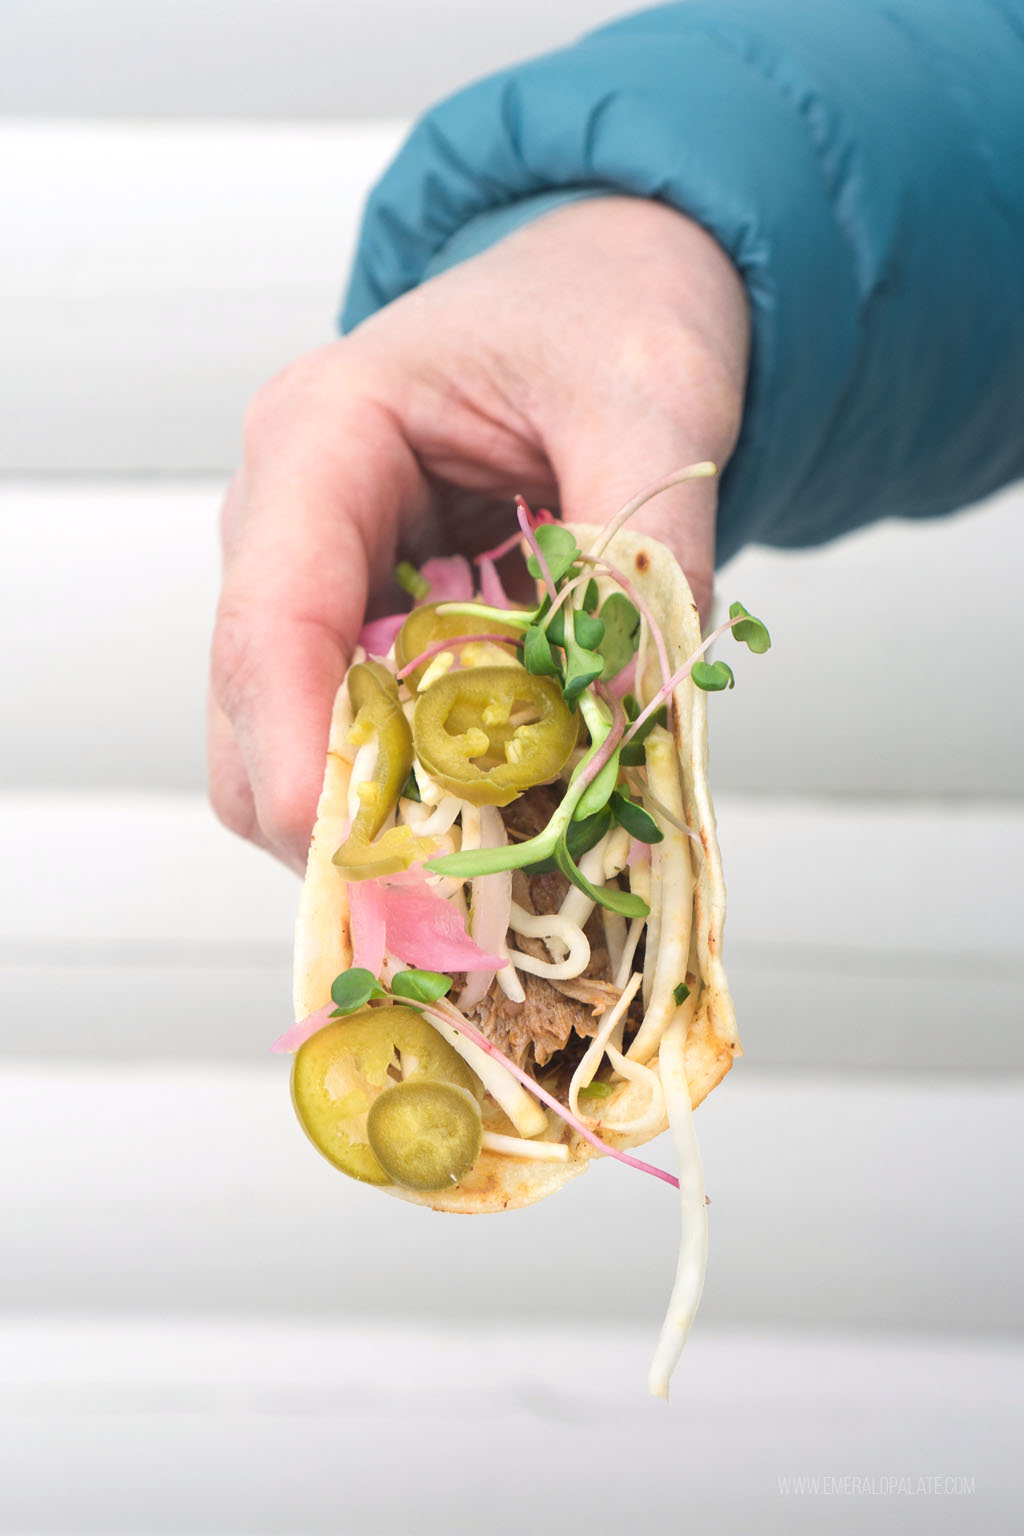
(729, 601, 771, 654)
(526, 520, 580, 586)
(559, 600, 605, 702)
(587, 462, 718, 561)
(427, 479, 767, 921)
(673, 982, 691, 1006)
(620, 770, 701, 844)
(434, 602, 532, 629)
(609, 790, 664, 844)
(330, 966, 454, 1015)
(691, 660, 735, 692)
(578, 554, 674, 691)
(522, 622, 561, 677)
(330, 967, 388, 1015)
(620, 602, 771, 749)
(574, 691, 623, 820)
(522, 807, 612, 875)
(619, 700, 667, 767)
(594, 592, 641, 680)
(391, 969, 453, 1004)
(395, 560, 430, 601)
(516, 496, 559, 606)
(475, 505, 556, 566)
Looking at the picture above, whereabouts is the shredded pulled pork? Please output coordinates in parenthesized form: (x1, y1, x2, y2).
(468, 971, 599, 1070)
(464, 786, 624, 1071)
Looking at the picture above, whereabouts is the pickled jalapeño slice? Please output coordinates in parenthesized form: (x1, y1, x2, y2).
(291, 1006, 480, 1187)
(366, 1080, 483, 1191)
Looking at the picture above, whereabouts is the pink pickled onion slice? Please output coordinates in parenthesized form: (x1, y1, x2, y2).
(379, 864, 434, 888)
(477, 556, 512, 609)
(380, 883, 504, 971)
(607, 654, 637, 700)
(359, 612, 406, 656)
(347, 880, 386, 977)
(270, 1004, 334, 1054)
(418, 556, 473, 604)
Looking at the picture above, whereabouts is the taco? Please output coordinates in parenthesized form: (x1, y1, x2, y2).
(279, 467, 769, 1394)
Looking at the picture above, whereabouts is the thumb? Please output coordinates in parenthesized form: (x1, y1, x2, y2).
(551, 417, 719, 627)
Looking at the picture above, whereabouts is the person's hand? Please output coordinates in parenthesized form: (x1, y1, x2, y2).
(209, 196, 749, 870)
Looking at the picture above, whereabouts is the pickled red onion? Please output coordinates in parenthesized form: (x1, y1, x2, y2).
(358, 613, 406, 657)
(380, 883, 504, 972)
(347, 880, 386, 977)
(607, 655, 637, 700)
(627, 838, 652, 868)
(270, 1004, 334, 1054)
(477, 557, 513, 609)
(419, 556, 473, 603)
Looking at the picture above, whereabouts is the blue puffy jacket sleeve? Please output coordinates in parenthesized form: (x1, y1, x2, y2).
(341, 0, 1024, 564)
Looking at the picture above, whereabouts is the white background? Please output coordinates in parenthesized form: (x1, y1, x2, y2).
(1, 4, 1022, 1532)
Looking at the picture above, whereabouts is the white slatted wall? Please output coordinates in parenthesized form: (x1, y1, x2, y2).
(2, 7, 1022, 1530)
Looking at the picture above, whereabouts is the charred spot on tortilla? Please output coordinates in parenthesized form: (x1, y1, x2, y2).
(287, 466, 770, 1395)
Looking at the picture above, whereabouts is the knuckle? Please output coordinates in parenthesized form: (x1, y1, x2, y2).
(240, 373, 290, 459)
(240, 345, 346, 462)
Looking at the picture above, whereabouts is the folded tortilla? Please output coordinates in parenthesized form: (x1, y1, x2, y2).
(292, 525, 739, 1213)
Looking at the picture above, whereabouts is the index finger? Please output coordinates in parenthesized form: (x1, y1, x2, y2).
(210, 364, 427, 865)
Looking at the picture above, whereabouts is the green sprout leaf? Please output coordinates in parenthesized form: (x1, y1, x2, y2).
(560, 609, 606, 650)
(526, 524, 580, 585)
(582, 579, 601, 614)
(578, 1079, 614, 1102)
(330, 968, 387, 1016)
(673, 982, 691, 1006)
(596, 592, 641, 680)
(524, 808, 612, 875)
(400, 771, 422, 803)
(391, 969, 453, 1004)
(692, 659, 735, 692)
(554, 835, 650, 919)
(619, 704, 667, 766)
(394, 560, 429, 601)
(562, 639, 605, 701)
(610, 790, 664, 844)
(544, 606, 604, 650)
(575, 747, 621, 820)
(729, 601, 771, 654)
(523, 623, 561, 678)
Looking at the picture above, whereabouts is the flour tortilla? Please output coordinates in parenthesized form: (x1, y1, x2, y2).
(293, 526, 739, 1212)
